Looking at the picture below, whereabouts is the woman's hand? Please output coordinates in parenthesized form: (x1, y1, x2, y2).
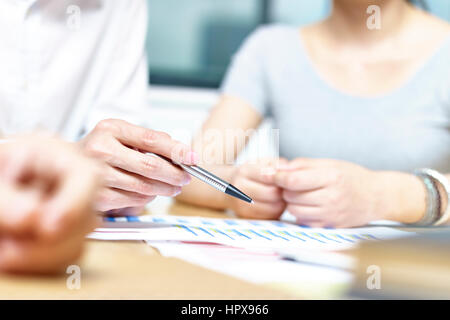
(228, 159, 287, 220)
(274, 158, 426, 228)
(79, 119, 197, 212)
(0, 135, 101, 274)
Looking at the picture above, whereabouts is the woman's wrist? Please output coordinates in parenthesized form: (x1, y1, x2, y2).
(375, 171, 427, 224)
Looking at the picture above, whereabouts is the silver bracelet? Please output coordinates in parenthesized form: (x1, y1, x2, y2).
(418, 168, 450, 226)
(412, 169, 440, 226)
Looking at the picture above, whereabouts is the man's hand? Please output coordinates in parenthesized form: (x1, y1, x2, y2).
(78, 119, 198, 212)
(228, 159, 287, 220)
(0, 135, 101, 273)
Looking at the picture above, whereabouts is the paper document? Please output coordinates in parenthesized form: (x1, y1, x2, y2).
(88, 215, 414, 251)
(147, 241, 353, 296)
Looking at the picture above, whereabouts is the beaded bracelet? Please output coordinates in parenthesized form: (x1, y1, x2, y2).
(412, 170, 440, 226)
(418, 168, 450, 226)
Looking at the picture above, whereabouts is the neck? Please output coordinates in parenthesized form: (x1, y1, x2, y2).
(324, 0, 413, 44)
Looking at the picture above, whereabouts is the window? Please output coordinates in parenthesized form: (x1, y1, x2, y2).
(146, 0, 450, 88)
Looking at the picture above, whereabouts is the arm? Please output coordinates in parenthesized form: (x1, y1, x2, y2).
(176, 27, 275, 210)
(273, 158, 450, 228)
(176, 95, 262, 209)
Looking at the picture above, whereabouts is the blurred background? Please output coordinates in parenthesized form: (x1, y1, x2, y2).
(147, 0, 450, 88)
(142, 0, 449, 212)
(143, 0, 450, 162)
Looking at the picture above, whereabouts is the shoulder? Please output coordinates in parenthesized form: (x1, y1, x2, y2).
(410, 8, 450, 42)
(243, 24, 298, 49)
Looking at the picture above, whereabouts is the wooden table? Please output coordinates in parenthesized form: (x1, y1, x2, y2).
(2, 201, 442, 300)
(0, 202, 297, 300)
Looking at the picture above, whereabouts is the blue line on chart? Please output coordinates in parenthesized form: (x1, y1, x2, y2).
(247, 229, 272, 241)
(264, 230, 289, 241)
(231, 229, 251, 239)
(362, 234, 379, 240)
(297, 231, 326, 243)
(317, 233, 341, 243)
(334, 234, 354, 243)
(281, 231, 306, 242)
(212, 228, 234, 240)
(194, 226, 215, 237)
(177, 224, 198, 236)
(271, 221, 287, 227)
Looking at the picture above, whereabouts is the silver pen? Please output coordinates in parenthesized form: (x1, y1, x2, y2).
(153, 154, 253, 203)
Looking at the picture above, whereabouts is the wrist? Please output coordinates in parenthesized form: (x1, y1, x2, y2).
(375, 171, 426, 224)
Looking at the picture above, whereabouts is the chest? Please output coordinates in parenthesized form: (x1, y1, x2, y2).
(266, 72, 449, 171)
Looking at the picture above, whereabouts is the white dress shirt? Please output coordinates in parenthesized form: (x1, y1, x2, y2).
(0, 0, 149, 140)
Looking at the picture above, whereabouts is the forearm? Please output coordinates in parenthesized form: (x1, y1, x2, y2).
(176, 164, 237, 210)
(177, 96, 261, 210)
(377, 171, 449, 225)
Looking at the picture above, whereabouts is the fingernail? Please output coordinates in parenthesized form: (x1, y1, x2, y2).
(184, 151, 199, 165)
(172, 188, 182, 196)
(180, 174, 191, 186)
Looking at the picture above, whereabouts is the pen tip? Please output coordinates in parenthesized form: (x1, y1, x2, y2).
(250, 200, 254, 204)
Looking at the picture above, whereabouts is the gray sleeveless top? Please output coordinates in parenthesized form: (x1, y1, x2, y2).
(221, 25, 450, 172)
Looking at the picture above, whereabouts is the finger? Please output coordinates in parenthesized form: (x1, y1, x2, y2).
(282, 189, 330, 206)
(278, 158, 323, 171)
(0, 185, 41, 235)
(235, 201, 285, 220)
(286, 204, 324, 220)
(0, 147, 32, 182)
(238, 178, 283, 203)
(104, 206, 146, 216)
(104, 119, 198, 165)
(0, 233, 86, 274)
(108, 144, 191, 187)
(103, 166, 182, 197)
(239, 163, 279, 184)
(38, 159, 100, 239)
(95, 188, 156, 212)
(274, 168, 330, 191)
(295, 218, 329, 228)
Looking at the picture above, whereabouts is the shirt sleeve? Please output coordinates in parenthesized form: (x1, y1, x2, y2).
(220, 27, 270, 116)
(82, 0, 149, 136)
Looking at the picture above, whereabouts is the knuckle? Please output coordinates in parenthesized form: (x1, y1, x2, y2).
(158, 130, 171, 140)
(95, 119, 119, 132)
(143, 130, 167, 148)
(286, 175, 298, 187)
(330, 170, 344, 184)
(327, 193, 338, 206)
(282, 190, 291, 202)
(132, 179, 154, 195)
(84, 140, 111, 161)
(141, 156, 159, 173)
(136, 194, 154, 205)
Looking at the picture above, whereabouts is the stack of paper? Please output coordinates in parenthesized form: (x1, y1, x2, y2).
(88, 215, 413, 251)
(87, 215, 414, 296)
